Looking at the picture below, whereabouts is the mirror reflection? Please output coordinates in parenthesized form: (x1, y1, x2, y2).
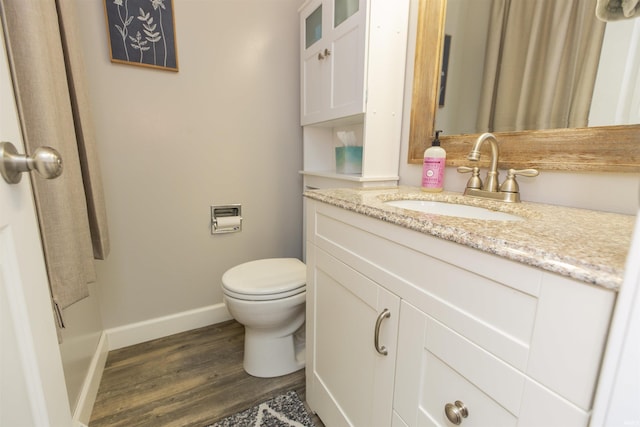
(436, 0, 640, 136)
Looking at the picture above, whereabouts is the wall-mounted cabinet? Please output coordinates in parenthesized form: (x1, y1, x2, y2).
(299, 0, 410, 188)
(301, 0, 365, 124)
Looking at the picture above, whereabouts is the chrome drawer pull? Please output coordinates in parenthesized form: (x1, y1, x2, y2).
(444, 400, 468, 425)
(374, 308, 391, 355)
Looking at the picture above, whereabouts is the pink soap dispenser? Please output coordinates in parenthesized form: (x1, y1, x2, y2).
(421, 130, 446, 192)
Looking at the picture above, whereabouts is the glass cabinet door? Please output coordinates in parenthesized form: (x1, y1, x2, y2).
(334, 0, 358, 27)
(305, 5, 323, 48)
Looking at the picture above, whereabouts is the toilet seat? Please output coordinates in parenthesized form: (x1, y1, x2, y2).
(222, 258, 306, 301)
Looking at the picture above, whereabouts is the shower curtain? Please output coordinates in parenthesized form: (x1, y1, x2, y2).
(0, 0, 109, 325)
(476, 0, 607, 132)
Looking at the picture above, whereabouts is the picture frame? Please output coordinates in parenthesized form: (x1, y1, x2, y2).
(103, 0, 179, 71)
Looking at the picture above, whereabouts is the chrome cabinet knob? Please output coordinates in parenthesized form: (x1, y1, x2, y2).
(444, 400, 468, 425)
(0, 141, 63, 184)
(317, 48, 331, 61)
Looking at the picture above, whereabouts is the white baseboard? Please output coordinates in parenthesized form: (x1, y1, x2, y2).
(105, 303, 232, 350)
(72, 332, 109, 427)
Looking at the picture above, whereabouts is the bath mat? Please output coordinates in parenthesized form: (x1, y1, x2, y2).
(208, 390, 315, 427)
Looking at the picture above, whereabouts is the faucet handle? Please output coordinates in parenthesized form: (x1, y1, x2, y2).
(510, 168, 539, 177)
(457, 166, 483, 190)
(500, 168, 539, 193)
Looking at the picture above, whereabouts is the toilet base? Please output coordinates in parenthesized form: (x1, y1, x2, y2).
(243, 326, 305, 378)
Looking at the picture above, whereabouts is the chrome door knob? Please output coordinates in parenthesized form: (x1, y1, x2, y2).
(0, 141, 63, 184)
(444, 400, 468, 425)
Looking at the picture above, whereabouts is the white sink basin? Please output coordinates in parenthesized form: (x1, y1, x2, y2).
(384, 200, 524, 221)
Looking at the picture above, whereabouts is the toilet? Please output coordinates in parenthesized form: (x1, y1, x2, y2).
(221, 258, 306, 378)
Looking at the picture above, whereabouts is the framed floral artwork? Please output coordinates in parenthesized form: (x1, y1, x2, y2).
(103, 0, 179, 71)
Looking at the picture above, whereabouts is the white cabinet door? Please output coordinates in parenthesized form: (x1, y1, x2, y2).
(300, 0, 365, 125)
(326, 0, 365, 118)
(306, 244, 399, 427)
(301, 0, 327, 122)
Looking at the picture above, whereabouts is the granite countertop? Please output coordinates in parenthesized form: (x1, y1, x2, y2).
(304, 186, 636, 291)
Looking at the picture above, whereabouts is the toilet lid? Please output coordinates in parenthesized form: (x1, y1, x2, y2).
(221, 258, 306, 301)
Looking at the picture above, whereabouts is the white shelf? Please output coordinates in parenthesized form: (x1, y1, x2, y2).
(301, 170, 399, 189)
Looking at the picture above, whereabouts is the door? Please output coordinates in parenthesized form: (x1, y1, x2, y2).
(0, 22, 73, 427)
(590, 200, 640, 427)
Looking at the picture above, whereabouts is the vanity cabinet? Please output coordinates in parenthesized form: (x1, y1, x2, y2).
(305, 200, 616, 427)
(299, 0, 409, 188)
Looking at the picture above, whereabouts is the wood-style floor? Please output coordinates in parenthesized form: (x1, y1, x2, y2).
(90, 320, 323, 427)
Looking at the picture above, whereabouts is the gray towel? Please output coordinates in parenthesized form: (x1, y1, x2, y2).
(596, 0, 640, 21)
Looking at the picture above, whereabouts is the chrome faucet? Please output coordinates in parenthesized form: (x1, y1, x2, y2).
(457, 133, 539, 203)
(468, 133, 500, 191)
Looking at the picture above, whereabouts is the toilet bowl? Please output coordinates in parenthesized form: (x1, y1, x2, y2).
(222, 258, 306, 378)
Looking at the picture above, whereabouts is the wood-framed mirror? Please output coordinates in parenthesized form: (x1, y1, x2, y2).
(408, 0, 640, 172)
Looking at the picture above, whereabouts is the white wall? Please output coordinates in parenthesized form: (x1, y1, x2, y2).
(73, 0, 303, 330)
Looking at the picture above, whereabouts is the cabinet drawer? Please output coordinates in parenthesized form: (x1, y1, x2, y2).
(394, 301, 590, 427)
(396, 302, 521, 427)
(418, 351, 517, 427)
